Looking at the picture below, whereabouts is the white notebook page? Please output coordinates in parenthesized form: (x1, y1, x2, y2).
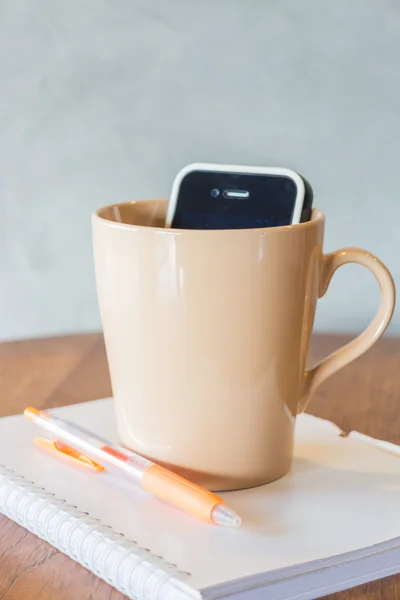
(1, 398, 400, 595)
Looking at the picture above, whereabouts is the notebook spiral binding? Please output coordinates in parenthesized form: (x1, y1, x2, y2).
(0, 464, 192, 600)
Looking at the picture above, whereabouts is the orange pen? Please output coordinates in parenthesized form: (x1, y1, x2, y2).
(24, 407, 241, 528)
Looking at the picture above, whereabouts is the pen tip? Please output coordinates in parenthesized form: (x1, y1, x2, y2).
(24, 406, 41, 422)
(211, 503, 242, 528)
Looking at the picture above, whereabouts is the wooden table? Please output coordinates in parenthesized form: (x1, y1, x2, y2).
(0, 332, 399, 600)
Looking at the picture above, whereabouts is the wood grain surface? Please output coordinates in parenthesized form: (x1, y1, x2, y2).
(0, 332, 399, 599)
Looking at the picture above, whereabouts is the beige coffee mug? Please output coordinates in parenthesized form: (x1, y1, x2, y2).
(92, 200, 395, 491)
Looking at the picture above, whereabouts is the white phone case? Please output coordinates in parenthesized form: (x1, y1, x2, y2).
(165, 162, 306, 228)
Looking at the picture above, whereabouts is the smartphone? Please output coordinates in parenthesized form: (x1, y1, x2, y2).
(165, 163, 313, 230)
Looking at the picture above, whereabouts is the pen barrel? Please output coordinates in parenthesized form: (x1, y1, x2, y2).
(142, 465, 223, 523)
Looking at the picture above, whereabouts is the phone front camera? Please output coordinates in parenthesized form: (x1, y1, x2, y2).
(210, 188, 220, 198)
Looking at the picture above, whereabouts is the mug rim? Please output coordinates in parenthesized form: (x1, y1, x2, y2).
(93, 199, 325, 234)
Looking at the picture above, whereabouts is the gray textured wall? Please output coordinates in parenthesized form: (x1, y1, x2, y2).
(1, 0, 399, 341)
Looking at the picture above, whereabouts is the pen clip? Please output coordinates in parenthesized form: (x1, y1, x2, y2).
(34, 437, 105, 472)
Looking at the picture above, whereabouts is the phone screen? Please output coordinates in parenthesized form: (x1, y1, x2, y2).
(171, 170, 300, 230)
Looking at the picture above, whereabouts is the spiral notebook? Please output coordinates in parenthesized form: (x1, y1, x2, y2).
(1, 398, 400, 600)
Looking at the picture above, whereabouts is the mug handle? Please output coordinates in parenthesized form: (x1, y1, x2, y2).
(299, 248, 396, 413)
